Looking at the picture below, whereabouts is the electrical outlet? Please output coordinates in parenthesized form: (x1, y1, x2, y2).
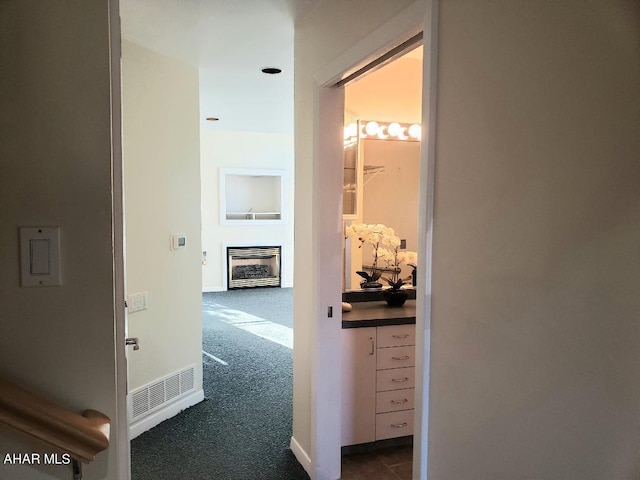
(400, 239, 407, 249)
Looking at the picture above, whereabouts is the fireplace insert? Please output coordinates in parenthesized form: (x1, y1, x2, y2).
(226, 246, 281, 289)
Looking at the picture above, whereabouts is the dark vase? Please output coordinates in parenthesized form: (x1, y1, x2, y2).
(360, 281, 382, 290)
(383, 289, 409, 307)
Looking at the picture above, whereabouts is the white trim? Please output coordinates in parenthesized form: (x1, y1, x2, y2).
(129, 389, 205, 439)
(290, 435, 312, 475)
(108, 0, 130, 478)
(202, 286, 225, 293)
(413, 1, 438, 478)
(311, 86, 344, 480)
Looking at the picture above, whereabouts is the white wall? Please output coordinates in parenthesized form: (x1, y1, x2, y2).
(0, 1, 122, 478)
(121, 41, 203, 403)
(428, 0, 640, 478)
(200, 130, 294, 291)
(293, 1, 418, 476)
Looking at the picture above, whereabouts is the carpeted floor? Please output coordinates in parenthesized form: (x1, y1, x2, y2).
(131, 287, 309, 480)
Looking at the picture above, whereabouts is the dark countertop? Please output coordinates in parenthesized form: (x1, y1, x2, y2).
(341, 300, 416, 329)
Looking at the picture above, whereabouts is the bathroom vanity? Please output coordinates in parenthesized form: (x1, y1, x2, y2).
(341, 294, 416, 449)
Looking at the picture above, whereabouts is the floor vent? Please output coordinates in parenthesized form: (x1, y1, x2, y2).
(129, 365, 196, 422)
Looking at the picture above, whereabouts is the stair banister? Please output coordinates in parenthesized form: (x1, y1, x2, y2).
(0, 378, 110, 469)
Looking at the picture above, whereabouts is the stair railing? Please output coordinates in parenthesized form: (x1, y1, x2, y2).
(0, 378, 110, 479)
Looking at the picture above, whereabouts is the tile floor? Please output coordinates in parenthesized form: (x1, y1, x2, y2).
(341, 445, 413, 480)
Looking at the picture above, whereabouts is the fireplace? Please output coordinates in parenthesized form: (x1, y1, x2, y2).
(227, 246, 281, 289)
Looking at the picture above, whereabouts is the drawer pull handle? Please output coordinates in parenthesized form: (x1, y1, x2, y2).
(392, 334, 410, 339)
(391, 399, 409, 404)
(392, 355, 410, 361)
(391, 422, 408, 428)
(369, 337, 375, 355)
(391, 377, 409, 383)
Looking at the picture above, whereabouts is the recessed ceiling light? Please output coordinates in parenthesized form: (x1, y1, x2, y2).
(261, 67, 282, 75)
(206, 117, 219, 122)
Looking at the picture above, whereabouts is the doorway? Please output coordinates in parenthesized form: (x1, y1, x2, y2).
(118, 3, 297, 478)
(340, 44, 423, 479)
(303, 3, 436, 474)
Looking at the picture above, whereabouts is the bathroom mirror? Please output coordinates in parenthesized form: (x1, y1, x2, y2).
(343, 112, 361, 218)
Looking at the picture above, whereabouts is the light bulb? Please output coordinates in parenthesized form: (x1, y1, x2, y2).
(377, 125, 388, 139)
(398, 127, 408, 140)
(365, 121, 379, 136)
(387, 122, 402, 137)
(408, 124, 421, 139)
(344, 123, 357, 139)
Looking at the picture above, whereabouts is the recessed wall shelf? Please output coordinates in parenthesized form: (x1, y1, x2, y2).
(219, 168, 285, 225)
(225, 212, 282, 221)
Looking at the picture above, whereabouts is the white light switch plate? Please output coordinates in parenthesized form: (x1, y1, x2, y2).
(20, 227, 61, 287)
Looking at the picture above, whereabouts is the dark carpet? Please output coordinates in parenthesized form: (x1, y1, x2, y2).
(131, 288, 309, 480)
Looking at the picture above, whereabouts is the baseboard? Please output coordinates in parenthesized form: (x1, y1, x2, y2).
(129, 389, 205, 439)
(290, 436, 312, 476)
(202, 286, 225, 293)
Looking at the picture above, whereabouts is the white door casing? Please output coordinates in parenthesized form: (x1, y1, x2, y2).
(310, 2, 431, 478)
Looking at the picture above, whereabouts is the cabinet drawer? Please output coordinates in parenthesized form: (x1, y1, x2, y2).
(377, 345, 415, 370)
(377, 324, 415, 348)
(376, 367, 415, 392)
(375, 409, 414, 440)
(376, 388, 415, 414)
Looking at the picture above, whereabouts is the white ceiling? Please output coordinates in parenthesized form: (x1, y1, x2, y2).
(121, 0, 421, 135)
(120, 0, 318, 134)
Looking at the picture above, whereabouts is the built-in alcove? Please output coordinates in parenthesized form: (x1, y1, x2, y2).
(219, 168, 285, 224)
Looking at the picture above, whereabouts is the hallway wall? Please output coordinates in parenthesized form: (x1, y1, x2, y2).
(295, 0, 640, 478)
(0, 1, 121, 478)
(428, 1, 640, 477)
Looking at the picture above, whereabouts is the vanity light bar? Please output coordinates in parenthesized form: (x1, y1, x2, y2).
(344, 121, 421, 142)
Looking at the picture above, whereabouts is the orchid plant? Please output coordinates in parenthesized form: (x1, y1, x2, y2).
(378, 246, 418, 291)
(345, 223, 417, 290)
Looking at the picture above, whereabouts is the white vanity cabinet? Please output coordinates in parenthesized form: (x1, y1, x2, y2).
(341, 326, 376, 445)
(341, 322, 416, 446)
(374, 324, 415, 441)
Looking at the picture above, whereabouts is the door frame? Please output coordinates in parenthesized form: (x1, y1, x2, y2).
(109, 0, 130, 478)
(310, 1, 438, 478)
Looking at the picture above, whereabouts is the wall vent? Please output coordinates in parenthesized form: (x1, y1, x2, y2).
(129, 365, 196, 422)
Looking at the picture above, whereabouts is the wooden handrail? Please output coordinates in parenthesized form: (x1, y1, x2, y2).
(0, 378, 110, 463)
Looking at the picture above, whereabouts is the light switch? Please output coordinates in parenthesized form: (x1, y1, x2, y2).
(20, 227, 61, 287)
(30, 239, 51, 275)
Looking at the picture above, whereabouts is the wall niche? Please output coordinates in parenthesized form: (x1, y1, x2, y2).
(219, 168, 285, 224)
